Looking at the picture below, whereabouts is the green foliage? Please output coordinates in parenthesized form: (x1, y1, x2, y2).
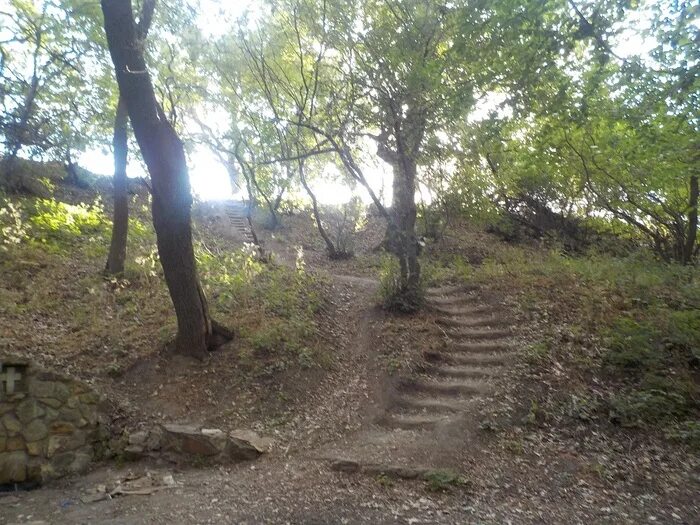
(378, 253, 403, 308)
(604, 310, 699, 427)
(377, 253, 424, 312)
(375, 473, 394, 488)
(29, 198, 108, 241)
(417, 204, 447, 241)
(609, 386, 695, 428)
(460, 241, 699, 437)
(322, 197, 366, 257)
(665, 421, 700, 451)
(423, 469, 468, 493)
(0, 200, 30, 247)
(604, 309, 699, 376)
(196, 242, 325, 370)
(604, 318, 661, 370)
(0, 196, 109, 253)
(525, 341, 552, 365)
(422, 255, 473, 287)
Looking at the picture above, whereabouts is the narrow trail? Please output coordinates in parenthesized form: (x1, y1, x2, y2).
(315, 284, 516, 478)
(215, 204, 515, 477)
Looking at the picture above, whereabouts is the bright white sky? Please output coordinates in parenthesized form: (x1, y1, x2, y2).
(78, 0, 658, 205)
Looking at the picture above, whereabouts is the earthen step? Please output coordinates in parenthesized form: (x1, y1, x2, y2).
(398, 377, 491, 396)
(329, 459, 436, 480)
(390, 394, 466, 413)
(437, 316, 509, 328)
(433, 304, 495, 316)
(445, 328, 512, 341)
(426, 284, 475, 296)
(428, 294, 479, 306)
(446, 342, 511, 353)
(420, 364, 499, 379)
(426, 350, 511, 366)
(376, 413, 447, 430)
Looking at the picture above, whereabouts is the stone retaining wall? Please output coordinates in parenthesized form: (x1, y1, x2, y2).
(0, 355, 108, 485)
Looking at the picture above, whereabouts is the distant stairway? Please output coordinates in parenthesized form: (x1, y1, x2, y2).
(224, 200, 255, 244)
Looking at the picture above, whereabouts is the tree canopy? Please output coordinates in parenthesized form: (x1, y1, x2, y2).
(0, 0, 697, 274)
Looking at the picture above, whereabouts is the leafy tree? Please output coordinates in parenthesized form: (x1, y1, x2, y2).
(470, 1, 698, 263)
(0, 0, 97, 191)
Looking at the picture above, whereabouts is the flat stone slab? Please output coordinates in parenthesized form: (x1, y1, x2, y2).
(158, 424, 271, 462)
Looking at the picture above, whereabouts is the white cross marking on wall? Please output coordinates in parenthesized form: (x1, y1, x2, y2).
(0, 366, 22, 394)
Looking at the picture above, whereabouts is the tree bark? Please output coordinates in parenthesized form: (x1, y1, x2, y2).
(101, 0, 232, 358)
(390, 156, 421, 308)
(378, 135, 421, 311)
(298, 159, 338, 258)
(104, 0, 156, 275)
(683, 174, 698, 265)
(105, 95, 129, 274)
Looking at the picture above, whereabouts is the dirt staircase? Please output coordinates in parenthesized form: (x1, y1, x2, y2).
(224, 200, 255, 243)
(317, 284, 516, 479)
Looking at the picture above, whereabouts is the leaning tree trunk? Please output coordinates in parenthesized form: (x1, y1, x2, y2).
(105, 0, 155, 275)
(105, 96, 129, 274)
(298, 159, 338, 258)
(101, 0, 231, 358)
(683, 174, 698, 265)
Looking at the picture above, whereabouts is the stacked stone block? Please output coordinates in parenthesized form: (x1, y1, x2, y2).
(0, 356, 107, 485)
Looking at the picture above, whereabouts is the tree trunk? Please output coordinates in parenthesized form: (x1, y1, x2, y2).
(683, 174, 698, 265)
(391, 156, 421, 308)
(101, 0, 232, 358)
(105, 95, 129, 275)
(298, 159, 338, 258)
(104, 0, 155, 275)
(64, 150, 87, 188)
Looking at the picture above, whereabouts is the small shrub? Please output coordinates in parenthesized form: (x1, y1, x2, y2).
(0, 197, 110, 253)
(604, 318, 660, 371)
(609, 386, 694, 427)
(30, 198, 108, 240)
(423, 255, 473, 287)
(375, 473, 394, 487)
(665, 420, 700, 450)
(423, 469, 468, 492)
(525, 341, 551, 365)
(0, 200, 30, 247)
(322, 197, 366, 257)
(377, 253, 423, 312)
(196, 242, 324, 370)
(418, 204, 446, 241)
